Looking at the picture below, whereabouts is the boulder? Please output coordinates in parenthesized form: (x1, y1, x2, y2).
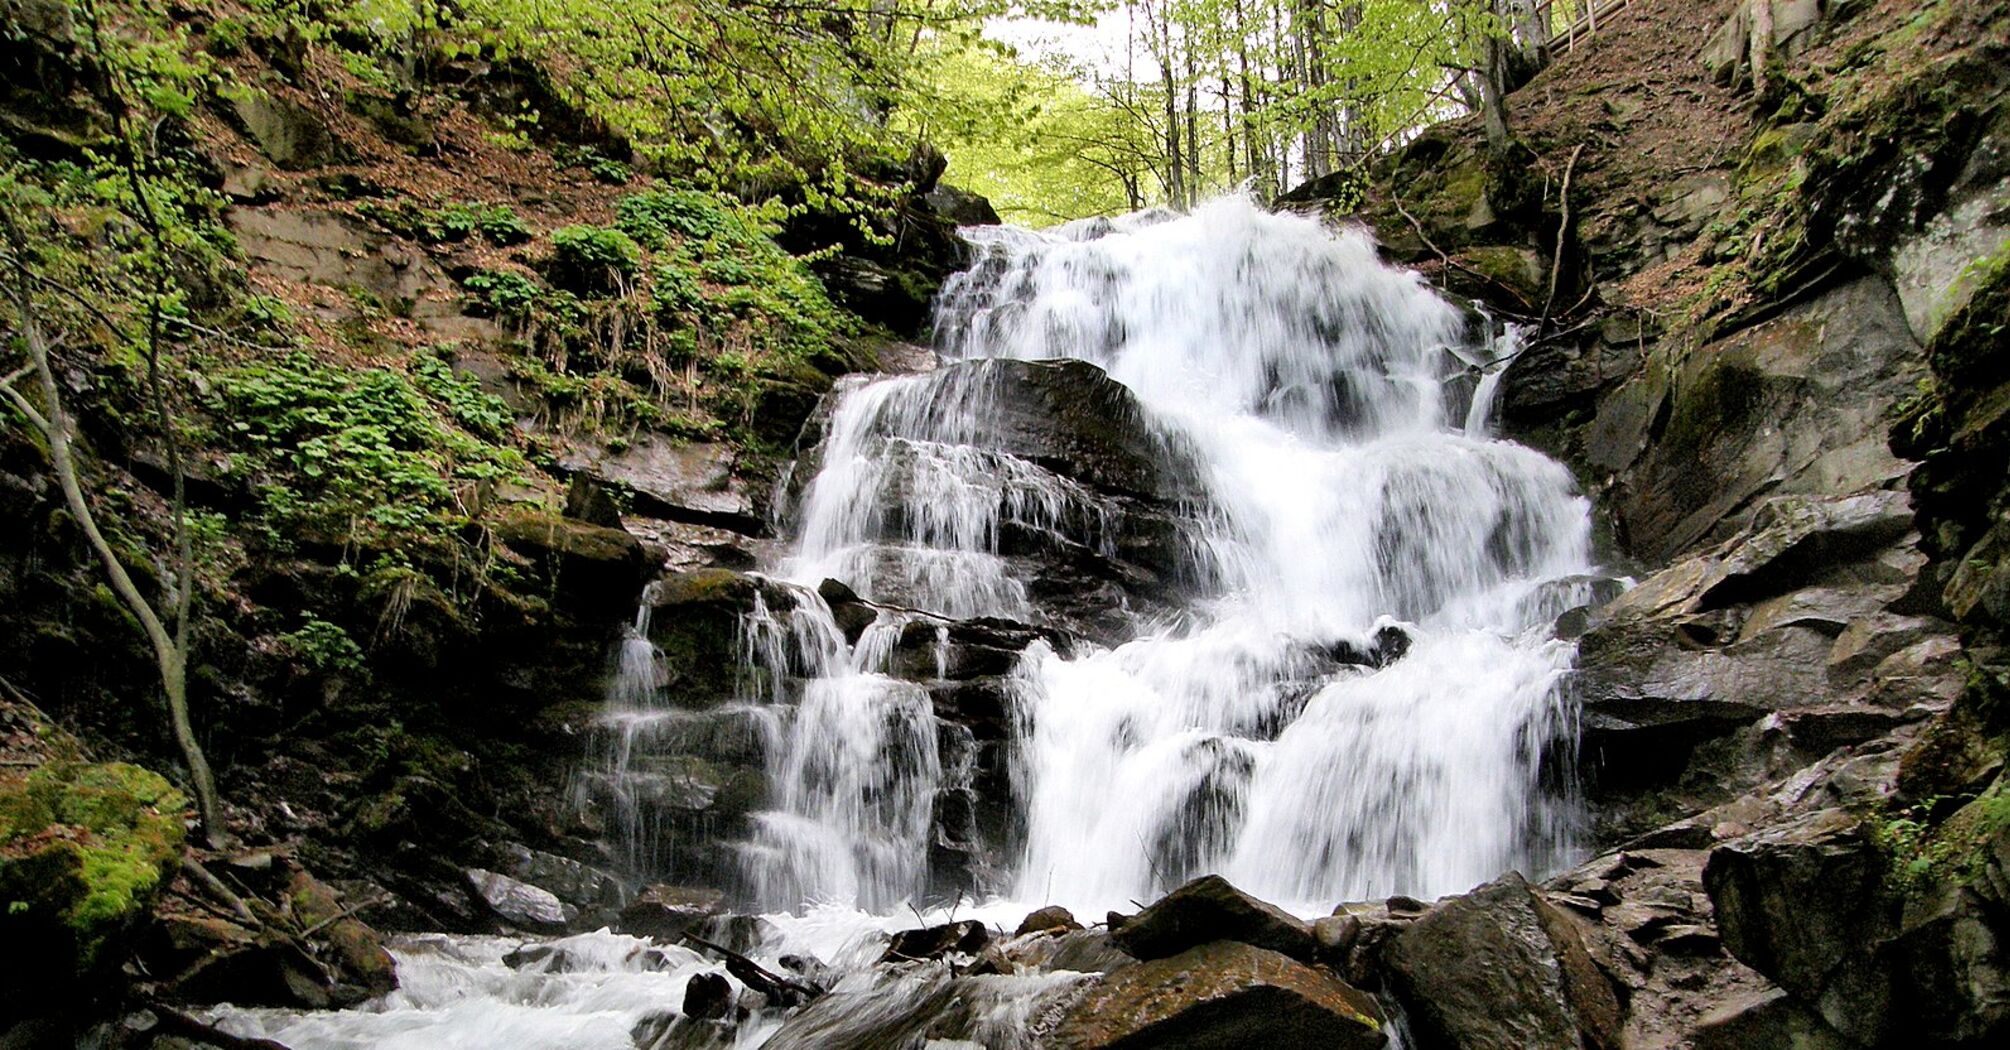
(497, 843, 625, 917)
(284, 866, 397, 996)
(0, 761, 187, 1009)
(1053, 940, 1385, 1050)
(924, 184, 1002, 227)
(221, 86, 337, 169)
(1386, 872, 1622, 1050)
(1111, 875, 1317, 963)
(1703, 808, 1896, 1045)
(1016, 905, 1082, 936)
(683, 971, 733, 1020)
(490, 509, 650, 611)
(882, 919, 989, 962)
(466, 868, 577, 933)
(619, 885, 727, 942)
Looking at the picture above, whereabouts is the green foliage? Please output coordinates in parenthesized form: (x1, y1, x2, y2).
(275, 617, 368, 676)
(412, 347, 515, 439)
(1875, 785, 2010, 896)
(358, 199, 535, 246)
(463, 269, 551, 322)
(547, 225, 641, 296)
(209, 351, 520, 537)
(319, 0, 1106, 223)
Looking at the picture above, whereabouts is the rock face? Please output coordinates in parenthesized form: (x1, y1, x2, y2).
(1053, 940, 1386, 1050)
(1703, 809, 1898, 1045)
(560, 436, 763, 535)
(1602, 277, 1922, 563)
(1111, 875, 1318, 963)
(1386, 872, 1622, 1050)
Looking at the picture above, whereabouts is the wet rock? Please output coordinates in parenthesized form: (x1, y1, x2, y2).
(1612, 277, 1921, 564)
(1703, 808, 1896, 1045)
(1693, 988, 1852, 1050)
(1053, 940, 1386, 1050)
(1882, 824, 2010, 1041)
(974, 927, 1135, 975)
(818, 577, 879, 641)
(490, 509, 650, 611)
(466, 868, 577, 933)
(1312, 901, 1422, 986)
(882, 919, 989, 962)
(632, 1010, 736, 1050)
(619, 885, 727, 942)
(1387, 871, 1622, 1050)
(1016, 905, 1082, 936)
(644, 569, 794, 706)
(563, 473, 624, 528)
(285, 866, 397, 996)
(560, 436, 763, 535)
(1111, 874, 1317, 963)
(695, 913, 780, 955)
(683, 971, 733, 1020)
(497, 843, 625, 919)
(159, 926, 341, 1009)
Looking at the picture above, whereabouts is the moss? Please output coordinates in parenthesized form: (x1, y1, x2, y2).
(1875, 777, 2010, 896)
(1453, 245, 1545, 307)
(0, 761, 188, 971)
(1925, 246, 2010, 392)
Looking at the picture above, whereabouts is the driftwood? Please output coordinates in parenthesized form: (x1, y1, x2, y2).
(181, 857, 259, 927)
(679, 931, 822, 1008)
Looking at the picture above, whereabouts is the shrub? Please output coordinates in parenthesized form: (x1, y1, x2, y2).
(547, 225, 640, 296)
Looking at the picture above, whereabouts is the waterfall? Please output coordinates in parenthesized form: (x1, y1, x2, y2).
(205, 195, 1601, 1049)
(758, 195, 1592, 912)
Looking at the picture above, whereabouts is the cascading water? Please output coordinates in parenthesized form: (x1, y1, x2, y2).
(208, 195, 1600, 1047)
(762, 195, 1593, 913)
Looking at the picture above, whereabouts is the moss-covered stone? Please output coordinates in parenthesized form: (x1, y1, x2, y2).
(1449, 245, 1546, 309)
(0, 760, 187, 1003)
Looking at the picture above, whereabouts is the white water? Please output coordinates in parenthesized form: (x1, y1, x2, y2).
(210, 196, 1596, 1047)
(760, 196, 1592, 914)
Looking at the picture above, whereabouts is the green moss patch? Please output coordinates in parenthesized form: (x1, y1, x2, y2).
(0, 761, 188, 973)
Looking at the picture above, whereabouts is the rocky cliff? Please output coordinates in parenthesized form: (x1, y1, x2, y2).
(1299, 0, 2010, 1042)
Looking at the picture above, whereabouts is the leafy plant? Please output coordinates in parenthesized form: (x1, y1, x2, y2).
(275, 618, 368, 676)
(547, 225, 640, 296)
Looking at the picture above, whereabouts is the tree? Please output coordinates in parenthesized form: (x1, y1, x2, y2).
(0, 208, 224, 845)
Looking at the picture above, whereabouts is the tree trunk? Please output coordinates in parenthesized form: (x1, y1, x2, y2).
(1481, 3, 1512, 151)
(1749, 0, 1773, 97)
(0, 264, 226, 844)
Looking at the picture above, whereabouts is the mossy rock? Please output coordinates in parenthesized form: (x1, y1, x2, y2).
(1448, 245, 1546, 310)
(0, 761, 188, 1002)
(1925, 248, 2010, 396)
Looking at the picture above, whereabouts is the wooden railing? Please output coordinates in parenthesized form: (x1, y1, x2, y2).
(1532, 0, 1639, 55)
